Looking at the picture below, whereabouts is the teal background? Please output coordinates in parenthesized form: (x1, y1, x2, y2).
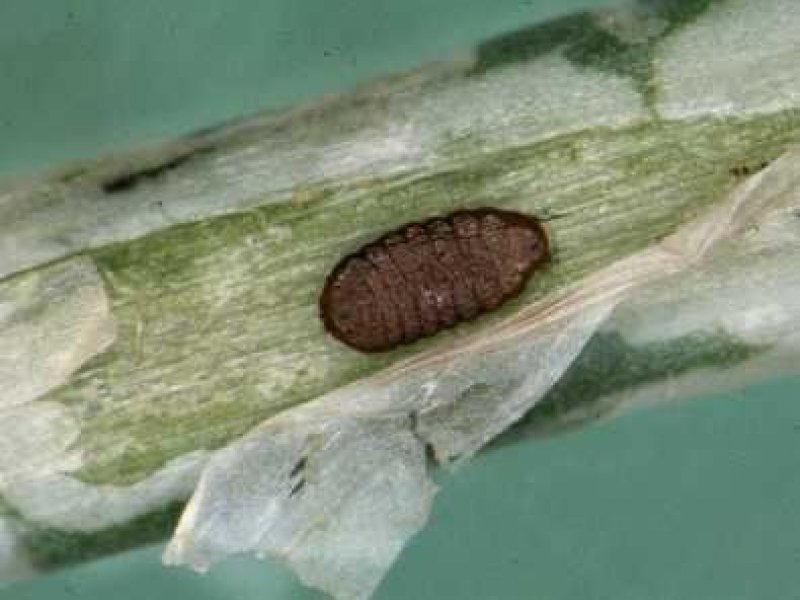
(2, 1, 800, 599)
(0, 0, 593, 176)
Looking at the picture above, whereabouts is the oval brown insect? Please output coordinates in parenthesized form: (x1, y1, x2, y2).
(319, 208, 549, 352)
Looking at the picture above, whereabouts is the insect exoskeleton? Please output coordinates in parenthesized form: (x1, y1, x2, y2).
(319, 208, 549, 352)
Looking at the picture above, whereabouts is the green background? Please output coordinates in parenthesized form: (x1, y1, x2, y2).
(2, 1, 800, 599)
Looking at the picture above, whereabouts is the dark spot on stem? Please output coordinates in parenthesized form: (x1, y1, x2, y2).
(729, 160, 771, 178)
(290, 456, 308, 479)
(101, 147, 212, 194)
(424, 442, 437, 463)
(290, 478, 306, 497)
(408, 410, 419, 432)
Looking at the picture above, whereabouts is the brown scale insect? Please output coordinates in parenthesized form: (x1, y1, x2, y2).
(319, 208, 549, 352)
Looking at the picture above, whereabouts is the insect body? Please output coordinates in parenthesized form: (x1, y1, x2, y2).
(319, 208, 549, 352)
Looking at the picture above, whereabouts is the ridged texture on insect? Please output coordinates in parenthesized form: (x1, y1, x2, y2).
(320, 208, 549, 352)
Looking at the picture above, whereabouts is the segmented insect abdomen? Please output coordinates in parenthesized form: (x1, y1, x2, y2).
(319, 208, 549, 352)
